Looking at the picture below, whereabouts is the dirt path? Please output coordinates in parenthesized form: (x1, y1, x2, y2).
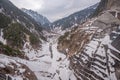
(49, 43, 53, 59)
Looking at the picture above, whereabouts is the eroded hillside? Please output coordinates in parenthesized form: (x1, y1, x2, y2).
(57, 0, 120, 79)
(0, 0, 120, 80)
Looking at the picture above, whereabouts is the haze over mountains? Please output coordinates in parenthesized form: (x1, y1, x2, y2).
(0, 0, 120, 80)
(22, 8, 51, 26)
(10, 0, 100, 21)
(49, 3, 99, 30)
(22, 3, 98, 30)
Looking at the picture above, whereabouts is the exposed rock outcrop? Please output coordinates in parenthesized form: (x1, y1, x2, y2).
(93, 0, 120, 17)
(57, 0, 120, 80)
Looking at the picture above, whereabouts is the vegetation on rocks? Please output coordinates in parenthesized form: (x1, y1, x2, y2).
(29, 34, 40, 45)
(58, 32, 70, 44)
(3, 22, 40, 48)
(0, 13, 11, 28)
(3, 23, 26, 48)
(0, 42, 21, 56)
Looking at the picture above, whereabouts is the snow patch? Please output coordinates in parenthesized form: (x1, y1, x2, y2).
(0, 29, 6, 44)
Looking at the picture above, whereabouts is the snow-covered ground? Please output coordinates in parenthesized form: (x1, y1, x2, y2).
(0, 33, 76, 80)
(24, 35, 76, 80)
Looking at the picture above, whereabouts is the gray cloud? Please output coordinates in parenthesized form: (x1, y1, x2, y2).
(10, 0, 100, 22)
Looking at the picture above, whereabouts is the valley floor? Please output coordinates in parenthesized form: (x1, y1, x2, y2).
(0, 34, 76, 80)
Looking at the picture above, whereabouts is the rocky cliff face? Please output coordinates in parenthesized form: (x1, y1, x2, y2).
(57, 0, 120, 80)
(93, 0, 120, 17)
(106, 0, 120, 9)
(58, 15, 120, 80)
(69, 27, 120, 80)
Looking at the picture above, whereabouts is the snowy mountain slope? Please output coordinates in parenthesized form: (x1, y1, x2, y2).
(0, 32, 76, 80)
(70, 26, 120, 80)
(0, 54, 37, 80)
(0, 0, 76, 79)
(57, 2, 120, 79)
(1, 0, 120, 80)
(0, 0, 46, 56)
(22, 8, 50, 26)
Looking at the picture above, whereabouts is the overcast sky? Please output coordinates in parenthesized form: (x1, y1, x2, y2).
(10, 0, 100, 22)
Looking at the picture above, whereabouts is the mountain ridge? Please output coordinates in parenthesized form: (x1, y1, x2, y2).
(22, 8, 51, 26)
(49, 3, 99, 30)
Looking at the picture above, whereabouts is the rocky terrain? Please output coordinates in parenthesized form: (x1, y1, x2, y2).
(0, 0, 46, 79)
(0, 0, 120, 80)
(58, 0, 120, 80)
(0, 0, 46, 54)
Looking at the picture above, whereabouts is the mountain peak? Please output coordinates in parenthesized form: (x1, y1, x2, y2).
(22, 8, 50, 26)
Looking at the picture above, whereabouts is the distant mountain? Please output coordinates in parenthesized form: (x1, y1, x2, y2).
(22, 3, 98, 30)
(22, 8, 50, 26)
(49, 3, 99, 30)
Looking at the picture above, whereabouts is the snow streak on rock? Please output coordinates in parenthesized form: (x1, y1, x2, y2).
(69, 20, 120, 80)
